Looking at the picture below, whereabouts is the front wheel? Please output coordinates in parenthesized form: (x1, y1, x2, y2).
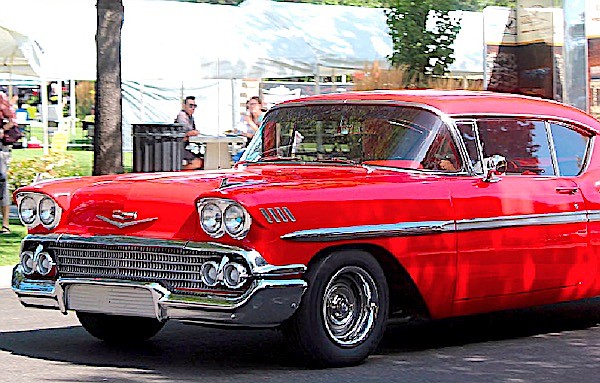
(76, 312, 166, 344)
(283, 250, 389, 367)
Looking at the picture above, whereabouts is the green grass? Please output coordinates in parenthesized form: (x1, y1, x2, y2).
(2, 125, 133, 266)
(11, 148, 133, 175)
(0, 223, 27, 266)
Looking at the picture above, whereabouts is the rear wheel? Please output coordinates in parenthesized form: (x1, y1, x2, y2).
(76, 312, 165, 344)
(283, 250, 389, 367)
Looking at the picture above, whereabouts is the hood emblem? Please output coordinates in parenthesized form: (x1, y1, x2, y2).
(97, 210, 158, 228)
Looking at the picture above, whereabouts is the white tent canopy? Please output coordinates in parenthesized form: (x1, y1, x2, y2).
(0, 0, 393, 81)
(0, 25, 43, 77)
(0, 0, 485, 81)
(0, 0, 485, 150)
(121, 0, 393, 80)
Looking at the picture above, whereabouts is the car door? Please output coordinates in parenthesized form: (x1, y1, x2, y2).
(448, 118, 588, 314)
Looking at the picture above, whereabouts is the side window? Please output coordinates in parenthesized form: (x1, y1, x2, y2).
(550, 123, 590, 176)
(420, 125, 463, 172)
(476, 119, 554, 176)
(456, 121, 482, 172)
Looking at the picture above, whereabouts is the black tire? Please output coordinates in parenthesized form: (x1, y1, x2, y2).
(283, 250, 389, 368)
(76, 312, 166, 344)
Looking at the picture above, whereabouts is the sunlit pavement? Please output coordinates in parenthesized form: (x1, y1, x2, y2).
(0, 265, 12, 289)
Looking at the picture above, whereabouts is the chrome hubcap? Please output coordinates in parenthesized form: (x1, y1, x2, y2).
(322, 266, 379, 347)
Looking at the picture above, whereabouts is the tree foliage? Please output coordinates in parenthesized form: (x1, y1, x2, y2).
(385, 0, 462, 77)
(174, 0, 515, 10)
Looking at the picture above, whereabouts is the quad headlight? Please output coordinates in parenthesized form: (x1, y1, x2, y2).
(39, 197, 57, 226)
(16, 193, 62, 229)
(224, 204, 246, 236)
(19, 246, 56, 276)
(18, 196, 37, 225)
(197, 198, 251, 239)
(199, 256, 249, 289)
(200, 203, 224, 237)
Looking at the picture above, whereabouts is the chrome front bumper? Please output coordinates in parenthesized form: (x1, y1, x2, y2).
(12, 236, 307, 327)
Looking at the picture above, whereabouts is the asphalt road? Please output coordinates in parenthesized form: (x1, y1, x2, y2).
(0, 287, 599, 383)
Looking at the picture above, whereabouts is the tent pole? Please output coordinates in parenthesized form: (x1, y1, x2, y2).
(57, 80, 63, 124)
(231, 79, 238, 130)
(8, 72, 13, 101)
(70, 79, 76, 134)
(41, 77, 49, 155)
(314, 62, 320, 95)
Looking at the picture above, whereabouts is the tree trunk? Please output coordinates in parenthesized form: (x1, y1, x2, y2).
(94, 0, 124, 175)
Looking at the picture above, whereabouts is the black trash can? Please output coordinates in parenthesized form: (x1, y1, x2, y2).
(132, 123, 187, 172)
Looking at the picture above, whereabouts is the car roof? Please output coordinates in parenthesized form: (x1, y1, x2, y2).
(279, 90, 600, 133)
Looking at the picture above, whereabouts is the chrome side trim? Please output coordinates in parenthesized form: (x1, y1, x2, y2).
(587, 210, 600, 222)
(280, 220, 455, 242)
(281, 211, 588, 242)
(456, 211, 587, 232)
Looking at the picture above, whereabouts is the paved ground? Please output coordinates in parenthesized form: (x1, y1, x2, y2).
(1, 287, 599, 383)
(0, 265, 12, 289)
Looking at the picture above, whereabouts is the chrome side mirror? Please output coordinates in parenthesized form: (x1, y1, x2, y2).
(482, 154, 506, 183)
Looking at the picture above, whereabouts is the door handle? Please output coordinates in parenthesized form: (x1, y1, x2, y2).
(555, 187, 579, 195)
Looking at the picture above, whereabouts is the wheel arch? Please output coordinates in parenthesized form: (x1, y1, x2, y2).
(308, 243, 431, 321)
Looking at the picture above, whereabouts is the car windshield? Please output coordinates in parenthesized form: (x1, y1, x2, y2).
(241, 103, 456, 170)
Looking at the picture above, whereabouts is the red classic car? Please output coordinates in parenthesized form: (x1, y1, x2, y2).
(11, 90, 600, 367)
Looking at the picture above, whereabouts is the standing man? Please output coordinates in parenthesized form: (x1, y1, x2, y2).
(175, 96, 203, 170)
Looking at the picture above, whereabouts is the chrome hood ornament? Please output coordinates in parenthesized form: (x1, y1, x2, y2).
(97, 210, 158, 228)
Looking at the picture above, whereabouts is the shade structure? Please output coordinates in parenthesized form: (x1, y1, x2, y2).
(0, 25, 43, 77)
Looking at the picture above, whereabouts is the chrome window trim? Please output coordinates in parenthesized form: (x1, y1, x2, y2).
(547, 120, 593, 177)
(257, 100, 473, 175)
(449, 113, 598, 135)
(281, 211, 588, 242)
(545, 120, 561, 176)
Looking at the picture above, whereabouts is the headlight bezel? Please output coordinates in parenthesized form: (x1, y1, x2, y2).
(38, 196, 57, 226)
(18, 196, 37, 225)
(197, 198, 252, 239)
(200, 202, 225, 238)
(224, 204, 246, 237)
(16, 192, 62, 229)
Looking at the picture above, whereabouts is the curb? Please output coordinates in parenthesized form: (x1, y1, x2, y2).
(0, 265, 13, 289)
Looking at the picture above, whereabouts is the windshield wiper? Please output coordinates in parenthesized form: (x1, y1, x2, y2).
(256, 156, 305, 163)
(313, 158, 358, 165)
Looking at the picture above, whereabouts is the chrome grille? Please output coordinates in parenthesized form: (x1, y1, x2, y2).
(48, 241, 247, 295)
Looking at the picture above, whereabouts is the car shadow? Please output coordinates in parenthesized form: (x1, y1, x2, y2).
(0, 299, 598, 377)
(378, 298, 600, 353)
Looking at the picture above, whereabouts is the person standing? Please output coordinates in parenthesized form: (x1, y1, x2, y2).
(175, 96, 203, 170)
(0, 92, 19, 234)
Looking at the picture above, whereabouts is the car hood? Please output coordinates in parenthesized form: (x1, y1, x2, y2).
(20, 164, 439, 240)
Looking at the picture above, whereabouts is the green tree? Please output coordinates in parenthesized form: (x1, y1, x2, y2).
(457, 0, 515, 11)
(95, 0, 124, 175)
(386, 0, 462, 77)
